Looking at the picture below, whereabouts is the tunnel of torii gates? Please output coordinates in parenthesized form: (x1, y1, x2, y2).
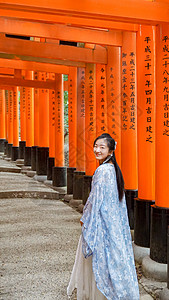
(0, 1, 168, 266)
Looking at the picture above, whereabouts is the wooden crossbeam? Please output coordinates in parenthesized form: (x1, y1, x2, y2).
(0, 85, 14, 90)
(0, 77, 69, 90)
(0, 17, 123, 45)
(0, 53, 85, 68)
(0, 77, 56, 89)
(0, 9, 139, 31)
(0, 68, 14, 75)
(0, 58, 70, 73)
(0, 0, 168, 24)
(0, 36, 107, 64)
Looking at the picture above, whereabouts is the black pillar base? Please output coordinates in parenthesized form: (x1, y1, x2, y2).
(4, 140, 8, 155)
(31, 146, 37, 171)
(24, 146, 32, 166)
(67, 167, 76, 195)
(36, 147, 49, 175)
(73, 171, 85, 200)
(19, 141, 26, 159)
(168, 227, 169, 288)
(47, 157, 55, 180)
(11, 146, 19, 161)
(150, 205, 169, 264)
(52, 166, 67, 187)
(82, 175, 92, 205)
(134, 198, 155, 248)
(0, 139, 6, 152)
(125, 189, 138, 229)
(7, 143, 13, 158)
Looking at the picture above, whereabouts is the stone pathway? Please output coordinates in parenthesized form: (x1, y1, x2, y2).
(0, 197, 81, 300)
(0, 156, 166, 299)
(0, 171, 59, 200)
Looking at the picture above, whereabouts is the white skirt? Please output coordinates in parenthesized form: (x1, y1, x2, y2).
(67, 235, 107, 300)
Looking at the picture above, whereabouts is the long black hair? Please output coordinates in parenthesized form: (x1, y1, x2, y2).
(93, 133, 124, 201)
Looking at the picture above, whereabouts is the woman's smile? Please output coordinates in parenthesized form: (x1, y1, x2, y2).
(93, 138, 112, 164)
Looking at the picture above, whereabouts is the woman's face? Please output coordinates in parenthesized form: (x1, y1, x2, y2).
(93, 138, 112, 164)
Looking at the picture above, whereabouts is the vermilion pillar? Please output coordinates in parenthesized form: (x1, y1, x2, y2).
(55, 74, 64, 167)
(38, 72, 49, 148)
(19, 86, 26, 159)
(4, 91, 8, 155)
(150, 24, 169, 264)
(83, 63, 96, 204)
(106, 46, 121, 167)
(13, 87, 19, 149)
(34, 72, 39, 148)
(47, 72, 56, 180)
(31, 71, 39, 170)
(24, 71, 34, 166)
(7, 91, 13, 157)
(68, 67, 77, 168)
(96, 64, 107, 136)
(76, 68, 85, 173)
(36, 72, 49, 177)
(12, 87, 19, 160)
(67, 67, 77, 195)
(85, 64, 96, 175)
(121, 32, 138, 228)
(134, 25, 156, 253)
(96, 64, 107, 170)
(53, 74, 67, 187)
(12, 69, 21, 161)
(8, 90, 13, 158)
(5, 91, 8, 141)
(72, 68, 86, 199)
(0, 90, 6, 152)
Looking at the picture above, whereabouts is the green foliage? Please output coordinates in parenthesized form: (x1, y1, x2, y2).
(63, 74, 68, 81)
(77, 42, 85, 48)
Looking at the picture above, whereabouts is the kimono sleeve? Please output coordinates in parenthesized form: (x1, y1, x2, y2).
(80, 166, 113, 258)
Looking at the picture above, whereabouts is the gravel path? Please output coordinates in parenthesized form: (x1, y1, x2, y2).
(0, 157, 165, 299)
(0, 197, 81, 300)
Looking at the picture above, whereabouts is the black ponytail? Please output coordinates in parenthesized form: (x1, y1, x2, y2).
(111, 152, 124, 201)
(94, 133, 125, 201)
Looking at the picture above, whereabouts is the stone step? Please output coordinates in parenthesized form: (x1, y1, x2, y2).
(64, 194, 73, 203)
(69, 199, 83, 208)
(0, 190, 59, 200)
(0, 166, 21, 173)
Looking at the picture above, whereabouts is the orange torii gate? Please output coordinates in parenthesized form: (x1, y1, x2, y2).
(11, 69, 20, 161)
(151, 24, 169, 265)
(31, 70, 39, 171)
(0, 0, 168, 280)
(0, 89, 6, 151)
(121, 31, 138, 230)
(47, 72, 56, 180)
(134, 25, 156, 253)
(67, 67, 77, 195)
(71, 68, 86, 201)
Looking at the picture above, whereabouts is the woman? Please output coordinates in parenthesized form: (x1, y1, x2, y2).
(67, 133, 139, 300)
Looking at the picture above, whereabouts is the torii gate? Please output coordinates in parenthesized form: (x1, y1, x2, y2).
(0, 0, 168, 282)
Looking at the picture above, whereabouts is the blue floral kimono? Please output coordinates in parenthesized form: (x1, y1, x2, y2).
(80, 163, 139, 300)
